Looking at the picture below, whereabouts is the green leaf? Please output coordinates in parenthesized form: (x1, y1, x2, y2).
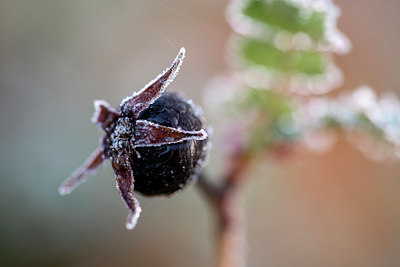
(238, 88, 300, 151)
(241, 87, 294, 115)
(242, 0, 325, 41)
(239, 38, 326, 75)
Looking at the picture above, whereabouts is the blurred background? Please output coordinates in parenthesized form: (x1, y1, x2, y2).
(1, 0, 400, 266)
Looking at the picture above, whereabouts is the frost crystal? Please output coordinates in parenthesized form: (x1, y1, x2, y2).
(60, 47, 209, 230)
(120, 47, 185, 117)
(225, 0, 350, 94)
(126, 198, 142, 230)
(298, 87, 400, 160)
(59, 147, 104, 195)
(134, 120, 207, 147)
(227, 0, 351, 53)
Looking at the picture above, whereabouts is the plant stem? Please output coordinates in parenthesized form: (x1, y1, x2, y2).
(198, 147, 251, 267)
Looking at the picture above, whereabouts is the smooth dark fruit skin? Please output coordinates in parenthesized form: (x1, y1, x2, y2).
(133, 92, 207, 195)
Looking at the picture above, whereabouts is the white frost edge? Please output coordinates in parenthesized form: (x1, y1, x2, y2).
(91, 99, 116, 124)
(125, 199, 142, 230)
(227, 34, 343, 95)
(226, 0, 351, 54)
(58, 148, 104, 196)
(119, 47, 186, 109)
(134, 120, 208, 148)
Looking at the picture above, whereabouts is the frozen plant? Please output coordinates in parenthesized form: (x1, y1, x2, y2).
(60, 48, 209, 230)
(59, 1, 400, 267)
(199, 1, 400, 267)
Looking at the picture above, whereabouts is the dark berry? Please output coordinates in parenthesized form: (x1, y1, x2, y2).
(133, 92, 208, 195)
(59, 48, 209, 229)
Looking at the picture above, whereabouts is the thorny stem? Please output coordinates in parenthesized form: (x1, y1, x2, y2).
(198, 147, 252, 267)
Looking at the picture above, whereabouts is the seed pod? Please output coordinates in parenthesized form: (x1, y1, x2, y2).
(129, 92, 208, 195)
(59, 48, 208, 229)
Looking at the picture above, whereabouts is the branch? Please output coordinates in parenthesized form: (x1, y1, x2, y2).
(197, 146, 252, 267)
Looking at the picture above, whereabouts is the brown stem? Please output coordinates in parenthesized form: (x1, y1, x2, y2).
(215, 186, 246, 267)
(197, 147, 251, 267)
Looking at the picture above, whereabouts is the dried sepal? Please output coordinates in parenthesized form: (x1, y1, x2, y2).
(59, 147, 104, 195)
(92, 100, 119, 131)
(134, 120, 207, 147)
(111, 152, 142, 229)
(60, 48, 209, 230)
(120, 47, 185, 118)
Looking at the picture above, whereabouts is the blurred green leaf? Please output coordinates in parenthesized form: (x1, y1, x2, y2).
(239, 38, 326, 75)
(241, 87, 294, 115)
(353, 113, 386, 138)
(321, 112, 385, 139)
(242, 0, 325, 41)
(296, 50, 326, 75)
(238, 88, 299, 152)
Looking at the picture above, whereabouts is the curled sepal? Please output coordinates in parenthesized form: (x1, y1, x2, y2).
(134, 120, 208, 147)
(59, 147, 104, 195)
(119, 47, 185, 118)
(111, 152, 142, 230)
(91, 100, 119, 131)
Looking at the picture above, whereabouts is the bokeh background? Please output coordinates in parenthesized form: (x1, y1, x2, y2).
(1, 0, 400, 266)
